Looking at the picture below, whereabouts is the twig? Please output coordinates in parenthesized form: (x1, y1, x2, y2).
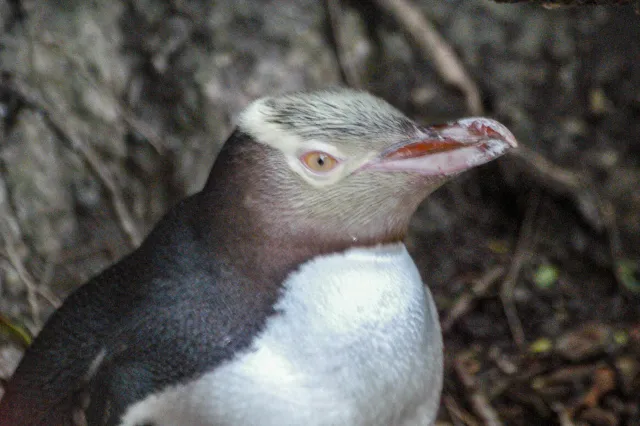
(71, 136, 143, 247)
(552, 403, 577, 426)
(1, 246, 61, 312)
(488, 362, 543, 399)
(500, 191, 540, 348)
(443, 395, 481, 426)
(509, 148, 634, 292)
(0, 179, 44, 324)
(0, 178, 61, 326)
(371, 0, 483, 114)
(598, 199, 633, 292)
(1, 237, 36, 326)
(325, 0, 363, 89)
(509, 147, 602, 231)
(442, 266, 506, 332)
(0, 231, 62, 326)
(4, 78, 143, 248)
(454, 353, 504, 426)
(510, 147, 583, 189)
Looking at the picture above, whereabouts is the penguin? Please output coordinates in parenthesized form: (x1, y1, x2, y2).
(0, 89, 517, 426)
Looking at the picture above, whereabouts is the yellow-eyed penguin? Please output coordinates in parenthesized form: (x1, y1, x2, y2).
(0, 89, 517, 426)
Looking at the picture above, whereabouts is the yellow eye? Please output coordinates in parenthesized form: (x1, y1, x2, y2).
(300, 151, 339, 173)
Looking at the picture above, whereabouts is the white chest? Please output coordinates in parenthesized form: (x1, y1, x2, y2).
(120, 244, 443, 426)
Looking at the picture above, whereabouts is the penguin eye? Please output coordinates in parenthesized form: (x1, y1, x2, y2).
(300, 151, 339, 173)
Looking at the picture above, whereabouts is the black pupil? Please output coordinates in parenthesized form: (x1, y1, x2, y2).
(317, 156, 325, 166)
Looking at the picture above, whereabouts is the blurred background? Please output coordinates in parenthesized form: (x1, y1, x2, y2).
(0, 0, 639, 424)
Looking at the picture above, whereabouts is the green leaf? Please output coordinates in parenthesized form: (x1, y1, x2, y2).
(613, 330, 629, 346)
(533, 263, 559, 289)
(529, 337, 553, 354)
(616, 259, 640, 293)
(487, 239, 510, 254)
(0, 314, 32, 348)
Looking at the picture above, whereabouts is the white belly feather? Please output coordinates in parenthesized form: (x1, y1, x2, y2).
(120, 244, 443, 426)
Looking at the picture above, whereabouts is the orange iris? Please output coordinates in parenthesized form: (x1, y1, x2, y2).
(301, 152, 339, 173)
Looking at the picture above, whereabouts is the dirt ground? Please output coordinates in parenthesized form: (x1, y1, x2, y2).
(0, 0, 639, 424)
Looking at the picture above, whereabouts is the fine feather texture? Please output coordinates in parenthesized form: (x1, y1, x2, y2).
(119, 244, 443, 426)
(0, 195, 284, 426)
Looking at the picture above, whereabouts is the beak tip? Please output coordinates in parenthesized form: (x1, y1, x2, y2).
(455, 117, 519, 149)
(368, 117, 518, 176)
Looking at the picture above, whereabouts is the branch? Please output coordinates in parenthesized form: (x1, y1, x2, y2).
(455, 353, 504, 426)
(0, 179, 61, 328)
(500, 191, 541, 348)
(371, 0, 483, 114)
(442, 266, 506, 332)
(325, 0, 364, 89)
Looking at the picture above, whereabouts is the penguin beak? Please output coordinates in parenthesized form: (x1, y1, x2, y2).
(365, 118, 518, 176)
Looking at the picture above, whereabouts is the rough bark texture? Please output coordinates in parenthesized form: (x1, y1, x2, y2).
(1, 1, 639, 424)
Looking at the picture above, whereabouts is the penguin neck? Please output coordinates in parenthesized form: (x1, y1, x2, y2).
(195, 130, 404, 285)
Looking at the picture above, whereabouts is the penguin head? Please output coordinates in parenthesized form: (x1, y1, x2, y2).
(208, 89, 517, 246)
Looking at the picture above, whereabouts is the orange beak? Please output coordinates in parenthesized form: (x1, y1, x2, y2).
(367, 118, 518, 176)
